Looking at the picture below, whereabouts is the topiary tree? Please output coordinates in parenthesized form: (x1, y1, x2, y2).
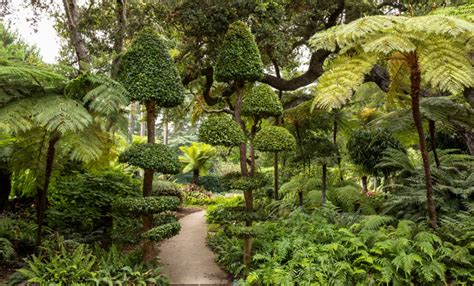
(242, 84, 283, 176)
(198, 115, 245, 147)
(179, 142, 217, 185)
(213, 20, 264, 268)
(117, 29, 184, 259)
(118, 143, 180, 261)
(254, 126, 296, 200)
(347, 129, 404, 194)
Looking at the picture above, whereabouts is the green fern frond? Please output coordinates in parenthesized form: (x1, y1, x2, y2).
(419, 39, 474, 95)
(363, 34, 415, 55)
(59, 130, 103, 163)
(403, 15, 474, 38)
(312, 53, 378, 111)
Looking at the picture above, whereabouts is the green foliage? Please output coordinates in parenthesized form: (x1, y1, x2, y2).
(347, 128, 404, 175)
(48, 170, 139, 237)
(0, 237, 15, 263)
(118, 143, 180, 173)
(152, 179, 182, 198)
(179, 142, 217, 176)
(254, 126, 296, 152)
(143, 221, 181, 241)
(242, 84, 283, 118)
(198, 115, 245, 147)
(117, 29, 184, 107)
(112, 196, 180, 215)
(197, 175, 225, 193)
(221, 172, 271, 192)
(214, 21, 264, 82)
(309, 15, 474, 110)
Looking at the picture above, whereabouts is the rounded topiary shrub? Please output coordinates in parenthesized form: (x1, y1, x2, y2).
(214, 21, 264, 82)
(118, 143, 180, 174)
(199, 115, 245, 147)
(112, 196, 180, 215)
(117, 29, 184, 107)
(242, 84, 283, 118)
(254, 126, 296, 152)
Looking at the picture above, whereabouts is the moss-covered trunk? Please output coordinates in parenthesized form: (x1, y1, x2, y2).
(408, 52, 438, 229)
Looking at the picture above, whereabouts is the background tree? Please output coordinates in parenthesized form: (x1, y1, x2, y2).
(310, 15, 474, 229)
(179, 142, 217, 185)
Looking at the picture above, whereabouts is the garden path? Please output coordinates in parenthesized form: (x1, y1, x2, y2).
(158, 210, 230, 285)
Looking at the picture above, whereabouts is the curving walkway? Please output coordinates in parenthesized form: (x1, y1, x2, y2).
(158, 210, 230, 285)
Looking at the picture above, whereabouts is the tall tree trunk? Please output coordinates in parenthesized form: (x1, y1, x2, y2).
(298, 191, 303, 207)
(162, 110, 169, 145)
(192, 169, 199, 185)
(127, 102, 135, 144)
(322, 163, 327, 206)
(62, 0, 91, 73)
(273, 60, 283, 200)
(0, 167, 11, 213)
(35, 135, 60, 248)
(143, 102, 156, 262)
(429, 120, 440, 168)
(249, 120, 259, 177)
(274, 152, 279, 200)
(234, 81, 253, 267)
(111, 0, 127, 77)
(140, 106, 146, 137)
(333, 117, 344, 181)
(408, 53, 438, 229)
(361, 175, 368, 194)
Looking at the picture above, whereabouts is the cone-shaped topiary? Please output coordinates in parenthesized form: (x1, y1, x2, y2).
(214, 21, 264, 83)
(199, 115, 245, 147)
(242, 84, 283, 118)
(117, 29, 184, 107)
(118, 143, 180, 174)
(254, 126, 296, 152)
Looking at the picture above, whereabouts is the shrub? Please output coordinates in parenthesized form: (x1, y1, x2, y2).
(118, 143, 180, 174)
(197, 175, 226, 193)
(199, 115, 245, 147)
(112, 196, 180, 215)
(242, 84, 283, 118)
(254, 126, 296, 152)
(214, 21, 264, 83)
(143, 221, 181, 241)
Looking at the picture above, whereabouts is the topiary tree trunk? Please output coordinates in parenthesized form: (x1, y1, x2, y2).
(322, 163, 327, 206)
(0, 167, 11, 213)
(361, 175, 368, 194)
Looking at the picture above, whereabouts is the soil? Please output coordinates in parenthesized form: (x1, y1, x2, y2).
(158, 210, 231, 285)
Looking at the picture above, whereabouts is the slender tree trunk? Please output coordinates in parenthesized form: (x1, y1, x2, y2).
(192, 169, 199, 185)
(249, 120, 259, 177)
(408, 53, 438, 229)
(361, 175, 368, 194)
(298, 191, 303, 207)
(333, 118, 344, 181)
(322, 163, 327, 206)
(143, 102, 156, 262)
(429, 120, 440, 168)
(274, 152, 279, 200)
(35, 135, 60, 248)
(62, 0, 91, 72)
(0, 167, 12, 213)
(140, 107, 146, 137)
(127, 102, 135, 144)
(111, 0, 127, 78)
(162, 110, 169, 145)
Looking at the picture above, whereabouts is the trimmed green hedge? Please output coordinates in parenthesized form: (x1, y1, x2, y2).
(214, 21, 264, 82)
(112, 196, 180, 215)
(118, 143, 180, 173)
(242, 84, 283, 118)
(199, 115, 245, 147)
(254, 126, 296, 152)
(221, 172, 270, 191)
(117, 28, 184, 107)
(143, 221, 181, 241)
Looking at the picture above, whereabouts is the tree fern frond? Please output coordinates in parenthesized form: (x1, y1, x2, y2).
(403, 15, 474, 38)
(34, 95, 92, 135)
(363, 34, 416, 55)
(0, 98, 35, 132)
(419, 39, 474, 95)
(430, 3, 474, 22)
(312, 53, 378, 111)
(59, 130, 103, 163)
(420, 97, 473, 131)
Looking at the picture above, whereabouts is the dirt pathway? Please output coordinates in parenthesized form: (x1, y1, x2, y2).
(158, 210, 230, 285)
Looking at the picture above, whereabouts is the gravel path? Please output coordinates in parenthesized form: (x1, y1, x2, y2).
(158, 210, 230, 285)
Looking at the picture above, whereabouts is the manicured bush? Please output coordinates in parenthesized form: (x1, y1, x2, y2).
(143, 221, 181, 241)
(112, 196, 180, 215)
(221, 172, 271, 192)
(118, 143, 180, 174)
(214, 21, 264, 83)
(254, 126, 296, 152)
(199, 115, 245, 147)
(242, 84, 283, 118)
(117, 29, 184, 107)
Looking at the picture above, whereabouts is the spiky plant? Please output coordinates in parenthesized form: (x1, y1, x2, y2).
(0, 61, 129, 247)
(309, 15, 474, 229)
(179, 142, 217, 185)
